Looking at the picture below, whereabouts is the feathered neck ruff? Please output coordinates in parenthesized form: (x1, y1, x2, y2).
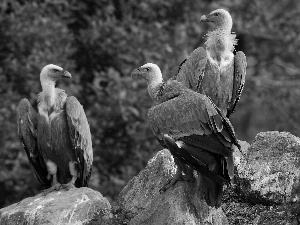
(204, 28, 237, 54)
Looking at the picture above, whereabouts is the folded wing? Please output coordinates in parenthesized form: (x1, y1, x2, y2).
(227, 51, 247, 117)
(65, 96, 93, 187)
(17, 98, 51, 187)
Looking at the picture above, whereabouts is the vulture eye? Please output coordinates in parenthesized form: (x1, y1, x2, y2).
(143, 68, 150, 72)
(214, 12, 220, 16)
(53, 69, 59, 73)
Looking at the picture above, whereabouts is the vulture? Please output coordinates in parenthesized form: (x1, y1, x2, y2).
(17, 64, 93, 194)
(175, 9, 247, 117)
(132, 63, 240, 207)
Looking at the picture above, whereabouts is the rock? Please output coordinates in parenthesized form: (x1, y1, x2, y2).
(236, 131, 300, 205)
(0, 187, 112, 225)
(118, 149, 176, 218)
(118, 149, 229, 225)
(222, 201, 295, 225)
(233, 140, 251, 170)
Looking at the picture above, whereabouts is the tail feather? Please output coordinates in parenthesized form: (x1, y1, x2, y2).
(163, 134, 229, 208)
(198, 173, 223, 208)
(163, 135, 227, 184)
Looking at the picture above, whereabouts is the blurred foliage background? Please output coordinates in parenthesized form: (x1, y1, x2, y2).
(0, 0, 299, 208)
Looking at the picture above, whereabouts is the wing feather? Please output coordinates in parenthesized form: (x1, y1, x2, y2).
(148, 91, 211, 139)
(227, 51, 247, 117)
(65, 96, 93, 187)
(163, 135, 227, 184)
(148, 90, 239, 156)
(17, 98, 50, 187)
(175, 47, 207, 92)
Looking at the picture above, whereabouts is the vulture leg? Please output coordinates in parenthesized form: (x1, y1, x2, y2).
(196, 171, 205, 199)
(176, 141, 195, 182)
(181, 163, 195, 182)
(39, 161, 62, 196)
(62, 161, 78, 190)
(160, 157, 184, 193)
(159, 135, 195, 193)
(226, 153, 234, 182)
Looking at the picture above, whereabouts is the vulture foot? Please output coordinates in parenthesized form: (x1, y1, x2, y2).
(159, 167, 183, 193)
(61, 182, 76, 191)
(39, 183, 62, 196)
(182, 176, 196, 183)
(159, 173, 195, 193)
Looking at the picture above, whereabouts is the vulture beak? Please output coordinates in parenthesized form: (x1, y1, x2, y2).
(62, 70, 72, 78)
(131, 68, 143, 78)
(200, 15, 208, 22)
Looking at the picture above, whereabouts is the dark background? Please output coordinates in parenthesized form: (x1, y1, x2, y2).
(0, 0, 299, 208)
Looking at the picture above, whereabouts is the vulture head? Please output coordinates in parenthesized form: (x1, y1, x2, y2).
(131, 63, 163, 84)
(200, 9, 232, 31)
(40, 64, 72, 84)
(131, 63, 163, 101)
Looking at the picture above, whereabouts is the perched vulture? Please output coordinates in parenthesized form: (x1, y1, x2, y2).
(175, 9, 247, 117)
(132, 63, 240, 207)
(17, 64, 93, 194)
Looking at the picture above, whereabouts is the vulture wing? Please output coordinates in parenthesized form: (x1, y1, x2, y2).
(227, 51, 247, 117)
(148, 90, 238, 155)
(148, 89, 240, 207)
(175, 47, 207, 92)
(17, 98, 51, 187)
(65, 96, 93, 187)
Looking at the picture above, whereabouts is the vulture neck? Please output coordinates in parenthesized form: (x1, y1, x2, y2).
(41, 80, 56, 109)
(216, 19, 232, 34)
(147, 73, 163, 101)
(205, 19, 235, 67)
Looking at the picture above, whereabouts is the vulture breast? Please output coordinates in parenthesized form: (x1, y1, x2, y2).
(37, 111, 76, 184)
(199, 59, 234, 116)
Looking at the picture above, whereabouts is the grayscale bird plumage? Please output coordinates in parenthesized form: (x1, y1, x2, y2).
(17, 64, 93, 193)
(175, 9, 247, 117)
(132, 63, 240, 207)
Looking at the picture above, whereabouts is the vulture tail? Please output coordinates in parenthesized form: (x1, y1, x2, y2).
(163, 135, 228, 208)
(199, 174, 223, 208)
(163, 135, 227, 183)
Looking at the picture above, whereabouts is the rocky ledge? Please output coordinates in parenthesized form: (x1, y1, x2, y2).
(0, 187, 112, 225)
(0, 131, 299, 224)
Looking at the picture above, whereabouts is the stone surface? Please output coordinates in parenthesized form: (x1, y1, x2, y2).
(118, 149, 229, 225)
(3, 131, 299, 224)
(236, 131, 300, 204)
(233, 140, 251, 171)
(118, 149, 176, 217)
(0, 187, 112, 225)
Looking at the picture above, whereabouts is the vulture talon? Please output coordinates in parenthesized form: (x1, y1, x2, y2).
(159, 172, 195, 193)
(159, 166, 183, 193)
(61, 182, 76, 191)
(182, 176, 196, 183)
(159, 177, 181, 194)
(39, 183, 62, 196)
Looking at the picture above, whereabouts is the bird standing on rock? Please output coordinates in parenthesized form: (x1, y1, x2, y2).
(176, 9, 247, 117)
(17, 64, 93, 195)
(132, 63, 240, 207)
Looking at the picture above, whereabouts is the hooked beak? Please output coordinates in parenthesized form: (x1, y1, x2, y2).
(200, 15, 208, 22)
(62, 70, 72, 78)
(131, 68, 143, 78)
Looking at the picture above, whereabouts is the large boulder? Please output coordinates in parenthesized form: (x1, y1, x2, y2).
(236, 131, 300, 205)
(0, 187, 112, 225)
(118, 149, 229, 225)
